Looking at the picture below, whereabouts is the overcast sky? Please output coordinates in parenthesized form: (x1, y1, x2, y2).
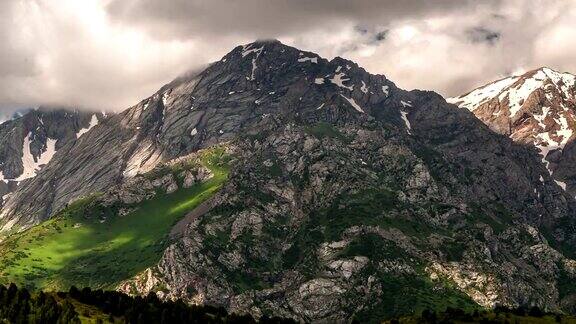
(1, 0, 575, 115)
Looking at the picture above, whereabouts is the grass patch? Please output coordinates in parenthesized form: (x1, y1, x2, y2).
(281, 189, 439, 278)
(305, 122, 350, 142)
(557, 266, 576, 300)
(466, 203, 514, 235)
(340, 233, 406, 261)
(388, 309, 576, 324)
(305, 188, 438, 242)
(313, 188, 401, 241)
(0, 147, 231, 291)
(353, 271, 479, 323)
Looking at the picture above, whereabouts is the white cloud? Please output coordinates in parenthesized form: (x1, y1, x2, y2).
(0, 0, 239, 111)
(283, 0, 576, 97)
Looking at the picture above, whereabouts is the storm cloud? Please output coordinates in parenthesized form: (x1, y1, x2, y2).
(0, 0, 575, 114)
(105, 0, 495, 39)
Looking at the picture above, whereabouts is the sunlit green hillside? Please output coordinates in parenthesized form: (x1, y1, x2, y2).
(0, 147, 231, 290)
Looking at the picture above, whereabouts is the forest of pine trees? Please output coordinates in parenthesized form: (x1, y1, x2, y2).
(0, 283, 79, 324)
(0, 283, 295, 323)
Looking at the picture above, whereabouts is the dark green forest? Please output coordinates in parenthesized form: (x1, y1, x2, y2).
(0, 284, 295, 324)
(1, 283, 575, 323)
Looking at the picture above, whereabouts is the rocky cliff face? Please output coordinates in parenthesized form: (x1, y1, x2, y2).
(448, 68, 576, 195)
(1, 41, 576, 321)
(118, 124, 576, 321)
(0, 108, 103, 214)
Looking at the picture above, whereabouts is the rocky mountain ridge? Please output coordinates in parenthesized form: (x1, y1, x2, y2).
(0, 40, 575, 322)
(0, 108, 104, 212)
(448, 67, 576, 194)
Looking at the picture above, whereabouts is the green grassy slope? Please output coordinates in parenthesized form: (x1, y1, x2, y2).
(0, 147, 231, 290)
(386, 309, 576, 324)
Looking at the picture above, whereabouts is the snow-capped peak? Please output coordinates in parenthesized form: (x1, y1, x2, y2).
(450, 67, 576, 191)
(448, 67, 576, 116)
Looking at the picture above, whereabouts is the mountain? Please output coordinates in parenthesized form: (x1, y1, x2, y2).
(0, 108, 105, 213)
(448, 67, 576, 194)
(0, 41, 575, 322)
(0, 108, 32, 125)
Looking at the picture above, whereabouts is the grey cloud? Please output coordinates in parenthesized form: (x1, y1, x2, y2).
(105, 0, 498, 40)
(374, 30, 388, 42)
(467, 27, 501, 45)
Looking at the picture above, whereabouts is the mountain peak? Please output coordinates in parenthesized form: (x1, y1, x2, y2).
(223, 39, 293, 60)
(449, 67, 576, 189)
(448, 67, 576, 115)
(534, 66, 575, 77)
(520, 67, 576, 91)
(245, 38, 282, 47)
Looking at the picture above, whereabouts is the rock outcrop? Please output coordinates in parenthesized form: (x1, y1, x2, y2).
(0, 108, 104, 212)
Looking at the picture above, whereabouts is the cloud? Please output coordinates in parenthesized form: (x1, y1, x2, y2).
(105, 0, 493, 39)
(532, 3, 576, 74)
(0, 0, 237, 111)
(282, 0, 576, 96)
(466, 27, 501, 45)
(0, 0, 575, 113)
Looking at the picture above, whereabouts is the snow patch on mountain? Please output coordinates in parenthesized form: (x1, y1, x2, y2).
(504, 70, 549, 117)
(447, 76, 519, 111)
(340, 94, 364, 113)
(162, 91, 171, 106)
(533, 107, 550, 129)
(242, 44, 264, 81)
(451, 67, 576, 192)
(400, 111, 412, 135)
(360, 81, 369, 93)
(330, 67, 354, 91)
(297, 53, 318, 64)
(382, 86, 389, 96)
(13, 133, 57, 181)
(555, 180, 567, 191)
(142, 101, 150, 111)
(241, 44, 262, 57)
(401, 100, 412, 108)
(76, 114, 99, 139)
(449, 68, 576, 116)
(123, 141, 163, 178)
(541, 67, 576, 99)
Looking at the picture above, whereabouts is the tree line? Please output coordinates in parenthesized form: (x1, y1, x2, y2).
(0, 283, 295, 324)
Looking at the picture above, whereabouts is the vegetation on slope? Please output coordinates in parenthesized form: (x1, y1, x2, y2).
(0, 283, 295, 324)
(3, 282, 574, 324)
(385, 306, 576, 324)
(0, 147, 231, 291)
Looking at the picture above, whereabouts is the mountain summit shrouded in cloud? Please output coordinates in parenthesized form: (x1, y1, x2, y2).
(0, 0, 575, 113)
